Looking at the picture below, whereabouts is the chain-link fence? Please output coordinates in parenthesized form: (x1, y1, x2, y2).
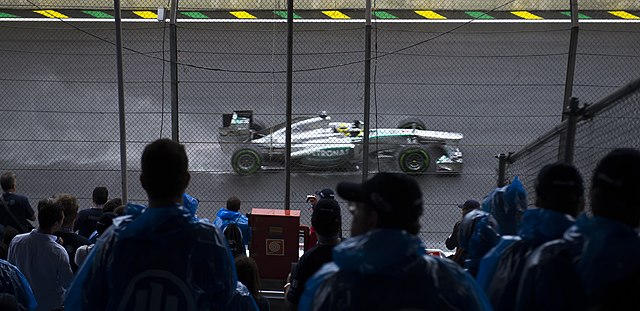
(1, 0, 640, 249)
(504, 77, 640, 210)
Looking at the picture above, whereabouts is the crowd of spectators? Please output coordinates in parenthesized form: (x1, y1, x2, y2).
(0, 139, 638, 311)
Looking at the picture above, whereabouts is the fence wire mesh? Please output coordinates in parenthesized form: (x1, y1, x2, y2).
(1, 0, 640, 249)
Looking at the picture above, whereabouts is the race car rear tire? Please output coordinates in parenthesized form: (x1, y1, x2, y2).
(397, 118, 427, 130)
(231, 148, 262, 176)
(398, 147, 430, 174)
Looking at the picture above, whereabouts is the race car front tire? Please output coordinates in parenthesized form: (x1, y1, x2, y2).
(398, 147, 430, 174)
(231, 148, 262, 176)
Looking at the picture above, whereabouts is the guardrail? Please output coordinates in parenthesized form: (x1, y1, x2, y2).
(1, 0, 639, 10)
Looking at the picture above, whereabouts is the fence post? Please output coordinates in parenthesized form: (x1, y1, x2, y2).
(496, 153, 510, 187)
(563, 97, 580, 164)
(114, 0, 128, 203)
(170, 0, 179, 142)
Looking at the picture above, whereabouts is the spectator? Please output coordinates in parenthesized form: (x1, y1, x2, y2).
(0, 226, 19, 260)
(113, 205, 125, 216)
(102, 198, 122, 214)
(53, 194, 91, 273)
(74, 212, 117, 267)
(223, 281, 259, 311)
(298, 173, 491, 311)
(65, 138, 236, 310)
(286, 198, 341, 310)
(305, 188, 337, 249)
(445, 199, 480, 266)
(0, 259, 37, 311)
(87, 212, 118, 243)
(74, 186, 108, 238)
(235, 255, 269, 311)
(476, 163, 584, 310)
(0, 172, 35, 234)
(517, 149, 640, 311)
(458, 209, 500, 276)
(214, 196, 251, 246)
(8, 198, 73, 311)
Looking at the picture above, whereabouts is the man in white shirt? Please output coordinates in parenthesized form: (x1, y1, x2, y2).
(8, 198, 73, 311)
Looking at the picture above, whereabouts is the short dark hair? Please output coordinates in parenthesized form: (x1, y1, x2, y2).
(140, 139, 190, 201)
(55, 194, 79, 226)
(92, 187, 108, 205)
(0, 172, 16, 192)
(37, 198, 64, 232)
(312, 198, 341, 237)
(591, 148, 640, 227)
(535, 162, 584, 216)
(227, 196, 241, 212)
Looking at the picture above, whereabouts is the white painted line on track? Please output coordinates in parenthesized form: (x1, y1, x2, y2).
(1, 18, 640, 23)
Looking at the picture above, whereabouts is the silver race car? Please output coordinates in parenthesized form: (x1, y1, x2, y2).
(218, 111, 463, 176)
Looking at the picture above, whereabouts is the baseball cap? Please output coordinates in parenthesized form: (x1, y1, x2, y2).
(458, 199, 480, 210)
(315, 188, 335, 200)
(311, 198, 342, 236)
(337, 173, 423, 219)
(535, 162, 584, 202)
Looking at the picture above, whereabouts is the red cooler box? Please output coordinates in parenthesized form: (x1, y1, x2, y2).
(249, 208, 300, 280)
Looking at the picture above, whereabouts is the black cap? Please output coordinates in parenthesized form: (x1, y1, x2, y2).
(535, 162, 584, 202)
(458, 200, 480, 210)
(315, 188, 335, 200)
(95, 212, 118, 235)
(592, 148, 640, 193)
(337, 173, 423, 219)
(311, 198, 342, 236)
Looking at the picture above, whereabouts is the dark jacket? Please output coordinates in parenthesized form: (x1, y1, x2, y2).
(516, 214, 640, 311)
(298, 229, 492, 311)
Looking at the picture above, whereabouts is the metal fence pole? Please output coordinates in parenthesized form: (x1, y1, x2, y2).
(558, 0, 579, 159)
(169, 0, 179, 142)
(563, 97, 580, 164)
(284, 0, 294, 210)
(114, 0, 128, 203)
(362, 0, 372, 182)
(496, 153, 511, 187)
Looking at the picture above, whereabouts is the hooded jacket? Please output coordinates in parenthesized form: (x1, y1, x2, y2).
(65, 204, 237, 311)
(213, 209, 251, 245)
(298, 229, 492, 311)
(516, 214, 640, 311)
(476, 207, 575, 310)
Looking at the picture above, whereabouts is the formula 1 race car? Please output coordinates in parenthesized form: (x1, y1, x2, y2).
(218, 110, 463, 176)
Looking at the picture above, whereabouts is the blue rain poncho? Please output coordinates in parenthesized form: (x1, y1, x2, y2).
(213, 209, 251, 245)
(0, 259, 37, 310)
(65, 202, 237, 311)
(517, 214, 640, 311)
(459, 210, 500, 276)
(481, 176, 527, 235)
(298, 229, 492, 311)
(476, 208, 575, 310)
(222, 282, 259, 311)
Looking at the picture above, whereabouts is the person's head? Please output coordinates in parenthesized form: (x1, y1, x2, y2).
(55, 193, 79, 227)
(113, 205, 126, 216)
(311, 198, 341, 238)
(103, 198, 123, 213)
(337, 172, 423, 236)
(0, 172, 16, 192)
(2, 226, 18, 246)
(95, 212, 117, 236)
(459, 199, 480, 217)
(140, 139, 190, 204)
(534, 162, 585, 217)
(226, 196, 241, 212)
(234, 255, 262, 299)
(591, 148, 640, 228)
(92, 187, 108, 206)
(37, 198, 64, 234)
(223, 224, 245, 257)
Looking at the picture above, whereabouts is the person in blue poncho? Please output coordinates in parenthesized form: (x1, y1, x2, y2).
(516, 148, 640, 311)
(476, 162, 584, 311)
(65, 139, 237, 310)
(0, 258, 37, 311)
(298, 172, 492, 311)
(213, 196, 251, 246)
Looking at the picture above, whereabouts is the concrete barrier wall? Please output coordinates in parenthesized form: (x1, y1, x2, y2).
(1, 0, 638, 11)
